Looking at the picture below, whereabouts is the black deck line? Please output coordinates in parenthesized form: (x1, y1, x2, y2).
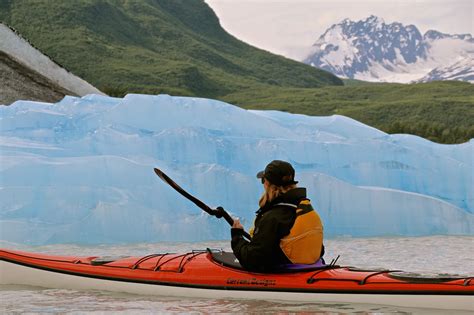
(1, 258, 473, 296)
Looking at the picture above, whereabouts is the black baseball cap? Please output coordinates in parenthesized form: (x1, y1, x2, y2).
(256, 160, 298, 186)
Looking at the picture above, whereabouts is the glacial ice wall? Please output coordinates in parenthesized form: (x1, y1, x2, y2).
(0, 94, 472, 245)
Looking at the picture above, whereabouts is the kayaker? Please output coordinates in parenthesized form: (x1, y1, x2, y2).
(230, 160, 324, 272)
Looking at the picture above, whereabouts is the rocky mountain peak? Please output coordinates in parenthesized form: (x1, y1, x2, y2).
(304, 16, 473, 83)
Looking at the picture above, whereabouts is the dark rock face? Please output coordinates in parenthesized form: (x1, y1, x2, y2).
(0, 51, 75, 105)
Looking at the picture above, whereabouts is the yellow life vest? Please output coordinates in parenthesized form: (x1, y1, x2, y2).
(279, 199, 323, 264)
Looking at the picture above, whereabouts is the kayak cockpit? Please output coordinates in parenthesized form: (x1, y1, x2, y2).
(209, 250, 329, 273)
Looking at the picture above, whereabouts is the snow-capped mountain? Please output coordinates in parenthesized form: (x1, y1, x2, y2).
(417, 57, 474, 83)
(304, 16, 473, 83)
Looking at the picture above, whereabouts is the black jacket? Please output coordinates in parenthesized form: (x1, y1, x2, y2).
(231, 187, 307, 272)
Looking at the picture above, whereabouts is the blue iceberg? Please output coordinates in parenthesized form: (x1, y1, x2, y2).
(0, 94, 472, 245)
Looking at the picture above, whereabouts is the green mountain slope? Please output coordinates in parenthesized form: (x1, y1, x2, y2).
(223, 81, 474, 144)
(0, 0, 342, 97)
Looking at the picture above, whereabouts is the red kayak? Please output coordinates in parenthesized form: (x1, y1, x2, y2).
(1, 248, 472, 311)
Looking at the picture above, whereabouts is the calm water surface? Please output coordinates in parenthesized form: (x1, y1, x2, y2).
(1, 236, 473, 314)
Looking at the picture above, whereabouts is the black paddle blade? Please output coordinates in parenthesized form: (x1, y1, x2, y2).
(153, 168, 213, 213)
(153, 167, 252, 240)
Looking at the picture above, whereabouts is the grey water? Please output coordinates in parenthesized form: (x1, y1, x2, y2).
(1, 236, 473, 314)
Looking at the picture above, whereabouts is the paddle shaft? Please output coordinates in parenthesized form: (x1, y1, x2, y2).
(154, 168, 252, 240)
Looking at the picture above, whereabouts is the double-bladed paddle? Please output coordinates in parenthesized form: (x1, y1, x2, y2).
(154, 168, 252, 240)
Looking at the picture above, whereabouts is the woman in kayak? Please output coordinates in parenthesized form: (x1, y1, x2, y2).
(231, 160, 324, 272)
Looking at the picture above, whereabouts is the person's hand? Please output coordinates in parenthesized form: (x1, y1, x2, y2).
(232, 218, 243, 229)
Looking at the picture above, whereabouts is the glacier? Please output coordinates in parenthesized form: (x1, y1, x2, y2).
(0, 94, 473, 245)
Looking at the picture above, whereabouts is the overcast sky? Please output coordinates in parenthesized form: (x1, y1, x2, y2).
(205, 0, 473, 60)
